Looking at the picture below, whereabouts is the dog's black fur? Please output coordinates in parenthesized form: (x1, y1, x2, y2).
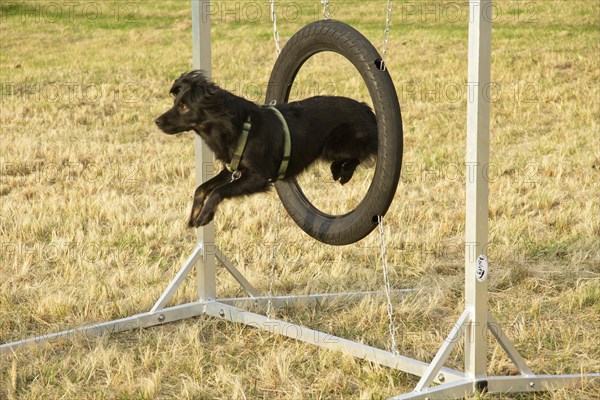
(155, 70, 378, 227)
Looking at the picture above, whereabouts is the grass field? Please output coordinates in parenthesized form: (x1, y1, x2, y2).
(1, 0, 599, 399)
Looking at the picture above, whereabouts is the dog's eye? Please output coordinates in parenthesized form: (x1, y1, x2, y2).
(178, 103, 190, 114)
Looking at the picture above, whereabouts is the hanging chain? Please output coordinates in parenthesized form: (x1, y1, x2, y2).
(266, 2, 281, 318)
(381, 0, 393, 71)
(378, 215, 398, 355)
(266, 205, 282, 319)
(269, 0, 281, 56)
(321, 0, 331, 20)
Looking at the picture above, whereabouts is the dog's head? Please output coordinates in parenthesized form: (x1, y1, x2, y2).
(155, 70, 220, 135)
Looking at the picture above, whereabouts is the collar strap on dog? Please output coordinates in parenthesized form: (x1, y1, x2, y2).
(226, 108, 291, 181)
(227, 115, 251, 173)
(266, 106, 291, 180)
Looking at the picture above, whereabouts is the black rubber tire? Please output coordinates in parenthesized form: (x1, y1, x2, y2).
(266, 20, 403, 246)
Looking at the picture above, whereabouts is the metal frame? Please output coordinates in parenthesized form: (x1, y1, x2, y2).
(1, 1, 598, 398)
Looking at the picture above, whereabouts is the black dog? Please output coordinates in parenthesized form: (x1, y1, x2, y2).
(155, 70, 378, 227)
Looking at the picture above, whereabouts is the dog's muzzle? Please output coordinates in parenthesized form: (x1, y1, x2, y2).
(155, 115, 179, 134)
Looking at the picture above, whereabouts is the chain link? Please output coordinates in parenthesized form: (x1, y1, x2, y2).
(266, 205, 282, 319)
(321, 0, 331, 20)
(378, 215, 398, 355)
(381, 0, 393, 71)
(269, 0, 281, 56)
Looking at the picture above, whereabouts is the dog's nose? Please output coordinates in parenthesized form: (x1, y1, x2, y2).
(155, 117, 163, 126)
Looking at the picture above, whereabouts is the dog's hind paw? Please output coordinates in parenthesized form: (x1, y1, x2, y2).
(331, 159, 360, 185)
(339, 173, 352, 185)
(331, 161, 344, 182)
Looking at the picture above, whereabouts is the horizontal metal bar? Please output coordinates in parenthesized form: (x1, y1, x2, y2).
(486, 374, 600, 393)
(392, 373, 600, 399)
(1, 301, 207, 355)
(206, 301, 464, 383)
(218, 289, 420, 308)
(391, 379, 474, 399)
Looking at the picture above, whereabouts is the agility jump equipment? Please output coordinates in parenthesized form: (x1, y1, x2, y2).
(2, 1, 598, 399)
(268, 20, 403, 245)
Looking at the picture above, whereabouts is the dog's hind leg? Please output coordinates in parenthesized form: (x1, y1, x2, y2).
(324, 123, 376, 185)
(191, 171, 270, 227)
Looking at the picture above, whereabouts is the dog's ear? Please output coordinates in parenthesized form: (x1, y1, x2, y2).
(192, 82, 218, 98)
(169, 70, 219, 104)
(189, 75, 219, 103)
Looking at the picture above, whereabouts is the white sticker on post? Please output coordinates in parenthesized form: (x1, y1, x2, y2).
(476, 255, 488, 282)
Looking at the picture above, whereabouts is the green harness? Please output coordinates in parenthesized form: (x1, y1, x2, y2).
(226, 106, 291, 181)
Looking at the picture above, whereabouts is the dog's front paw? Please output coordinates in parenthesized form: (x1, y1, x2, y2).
(188, 200, 205, 227)
(188, 194, 218, 227)
(194, 209, 215, 227)
(189, 207, 214, 227)
(188, 216, 197, 228)
(189, 210, 214, 227)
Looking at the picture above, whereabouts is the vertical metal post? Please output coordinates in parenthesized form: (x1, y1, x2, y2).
(464, 0, 492, 380)
(192, 0, 216, 301)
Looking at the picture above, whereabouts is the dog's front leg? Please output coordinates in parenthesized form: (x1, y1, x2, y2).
(191, 172, 269, 227)
(189, 169, 232, 227)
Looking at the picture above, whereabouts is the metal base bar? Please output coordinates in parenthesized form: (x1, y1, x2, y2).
(392, 379, 476, 400)
(1, 301, 206, 355)
(0, 287, 416, 353)
(486, 374, 600, 393)
(204, 301, 464, 384)
(394, 374, 600, 399)
(218, 289, 420, 309)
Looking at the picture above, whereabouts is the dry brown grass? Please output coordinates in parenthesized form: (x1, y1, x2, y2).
(1, 1, 599, 399)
